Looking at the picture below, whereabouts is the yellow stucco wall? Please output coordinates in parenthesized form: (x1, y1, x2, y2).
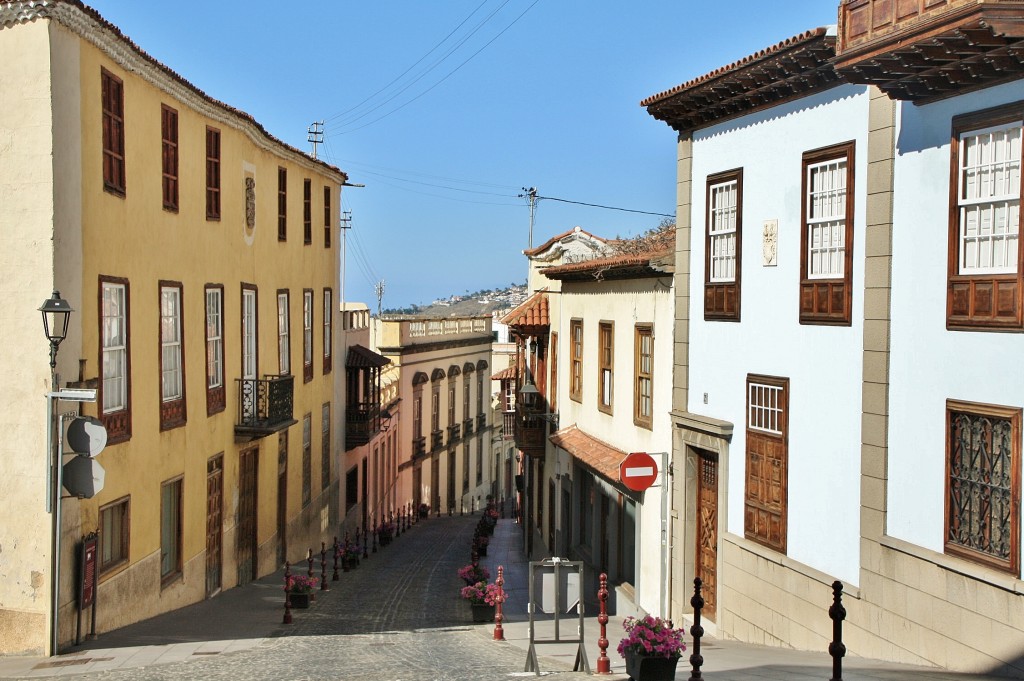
(0, 5, 345, 653)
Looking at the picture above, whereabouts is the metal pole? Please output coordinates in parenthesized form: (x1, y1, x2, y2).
(48, 372, 60, 655)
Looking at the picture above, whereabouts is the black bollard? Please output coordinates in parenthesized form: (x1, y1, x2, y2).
(829, 581, 846, 681)
(320, 542, 329, 591)
(332, 537, 340, 581)
(689, 577, 704, 681)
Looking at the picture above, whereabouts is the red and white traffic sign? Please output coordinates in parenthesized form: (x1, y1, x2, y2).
(619, 452, 658, 492)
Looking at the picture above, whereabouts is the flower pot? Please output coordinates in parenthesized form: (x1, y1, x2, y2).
(623, 651, 679, 681)
(471, 603, 496, 623)
(289, 592, 311, 609)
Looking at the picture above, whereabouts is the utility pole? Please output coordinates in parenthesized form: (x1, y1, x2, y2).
(340, 210, 352, 329)
(520, 186, 538, 249)
(308, 121, 324, 159)
(374, 280, 386, 318)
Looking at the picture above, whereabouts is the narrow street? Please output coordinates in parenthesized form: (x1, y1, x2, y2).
(40, 515, 555, 681)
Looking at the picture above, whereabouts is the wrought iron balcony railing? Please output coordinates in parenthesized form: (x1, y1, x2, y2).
(463, 417, 474, 437)
(431, 429, 444, 451)
(412, 436, 426, 458)
(235, 375, 296, 439)
(477, 413, 487, 431)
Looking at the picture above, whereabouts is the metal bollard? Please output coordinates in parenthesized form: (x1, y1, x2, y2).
(307, 549, 316, 602)
(332, 537, 340, 581)
(372, 515, 378, 553)
(320, 542, 329, 590)
(829, 581, 846, 681)
(596, 572, 610, 673)
(493, 565, 506, 641)
(283, 561, 293, 624)
(689, 577, 705, 681)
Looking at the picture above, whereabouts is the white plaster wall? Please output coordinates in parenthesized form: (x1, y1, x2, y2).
(555, 277, 674, 615)
(888, 80, 1024, 571)
(688, 84, 871, 586)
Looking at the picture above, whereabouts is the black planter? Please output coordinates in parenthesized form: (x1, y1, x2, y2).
(289, 592, 311, 609)
(470, 603, 495, 622)
(623, 651, 679, 681)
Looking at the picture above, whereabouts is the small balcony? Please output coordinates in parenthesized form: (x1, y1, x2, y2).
(477, 413, 487, 431)
(345, 401, 382, 450)
(447, 423, 461, 446)
(235, 375, 296, 440)
(513, 403, 547, 454)
(463, 417, 474, 437)
(431, 429, 444, 452)
(413, 436, 426, 458)
(502, 411, 515, 440)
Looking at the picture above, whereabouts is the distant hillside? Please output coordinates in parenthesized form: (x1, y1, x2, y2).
(383, 283, 528, 318)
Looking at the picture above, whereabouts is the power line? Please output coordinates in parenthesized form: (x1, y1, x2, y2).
(327, 0, 513, 130)
(330, 0, 542, 135)
(535, 194, 674, 218)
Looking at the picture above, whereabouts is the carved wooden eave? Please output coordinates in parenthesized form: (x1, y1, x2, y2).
(642, 28, 842, 133)
(835, 0, 1024, 102)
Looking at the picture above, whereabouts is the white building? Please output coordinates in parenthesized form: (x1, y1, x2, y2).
(644, 1, 1024, 674)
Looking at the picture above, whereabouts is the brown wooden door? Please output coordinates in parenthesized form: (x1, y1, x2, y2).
(695, 450, 719, 621)
(206, 456, 223, 598)
(277, 432, 288, 565)
(237, 447, 258, 585)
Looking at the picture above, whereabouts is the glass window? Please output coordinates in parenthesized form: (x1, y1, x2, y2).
(101, 68, 125, 195)
(598, 322, 613, 414)
(160, 477, 182, 582)
(99, 496, 129, 573)
(634, 325, 653, 428)
(278, 291, 290, 375)
(161, 105, 178, 211)
(206, 127, 221, 220)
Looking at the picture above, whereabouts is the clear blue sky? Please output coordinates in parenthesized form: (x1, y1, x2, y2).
(84, 0, 837, 310)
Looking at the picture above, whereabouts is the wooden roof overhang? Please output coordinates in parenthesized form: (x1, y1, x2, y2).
(835, 1, 1024, 102)
(642, 28, 841, 133)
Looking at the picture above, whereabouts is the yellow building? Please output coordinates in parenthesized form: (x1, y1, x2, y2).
(0, 1, 347, 654)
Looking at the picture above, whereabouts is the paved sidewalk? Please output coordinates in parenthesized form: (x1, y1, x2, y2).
(0, 512, 1016, 680)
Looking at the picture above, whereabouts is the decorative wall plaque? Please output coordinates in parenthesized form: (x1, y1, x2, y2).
(762, 219, 778, 266)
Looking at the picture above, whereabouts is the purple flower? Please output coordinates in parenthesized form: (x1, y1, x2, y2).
(617, 616, 686, 659)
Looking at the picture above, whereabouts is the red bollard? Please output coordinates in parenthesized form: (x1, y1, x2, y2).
(283, 561, 293, 624)
(332, 537, 340, 581)
(307, 549, 316, 602)
(320, 542, 329, 591)
(596, 572, 610, 673)
(493, 565, 506, 641)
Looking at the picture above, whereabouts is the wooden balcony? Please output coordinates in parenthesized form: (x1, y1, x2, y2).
(477, 413, 487, 432)
(513, 403, 547, 455)
(447, 423, 461, 446)
(463, 417, 474, 437)
(345, 401, 382, 450)
(836, 0, 1024, 101)
(234, 375, 296, 440)
(412, 436, 426, 458)
(501, 411, 515, 440)
(431, 429, 444, 452)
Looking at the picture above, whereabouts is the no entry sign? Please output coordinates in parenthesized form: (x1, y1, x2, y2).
(619, 452, 659, 492)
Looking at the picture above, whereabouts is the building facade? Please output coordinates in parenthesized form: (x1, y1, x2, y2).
(0, 1, 346, 654)
(644, 0, 1024, 674)
(374, 317, 495, 519)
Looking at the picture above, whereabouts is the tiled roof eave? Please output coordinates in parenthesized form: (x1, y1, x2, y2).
(642, 28, 841, 133)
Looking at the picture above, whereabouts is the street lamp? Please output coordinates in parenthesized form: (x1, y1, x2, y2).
(39, 291, 72, 371)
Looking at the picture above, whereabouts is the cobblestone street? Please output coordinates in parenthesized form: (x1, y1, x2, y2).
(56, 516, 561, 679)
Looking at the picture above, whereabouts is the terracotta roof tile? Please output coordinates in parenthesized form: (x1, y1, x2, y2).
(490, 363, 517, 381)
(549, 426, 626, 483)
(542, 244, 674, 281)
(500, 291, 549, 329)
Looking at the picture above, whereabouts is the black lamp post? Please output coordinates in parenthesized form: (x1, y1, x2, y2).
(39, 290, 72, 371)
(40, 290, 72, 657)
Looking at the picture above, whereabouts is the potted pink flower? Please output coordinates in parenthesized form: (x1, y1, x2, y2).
(460, 580, 501, 622)
(617, 615, 686, 681)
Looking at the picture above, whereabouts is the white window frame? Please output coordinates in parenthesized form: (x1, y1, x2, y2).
(101, 281, 127, 413)
(277, 291, 290, 375)
(242, 288, 257, 381)
(323, 289, 332, 360)
(205, 287, 223, 390)
(748, 381, 784, 435)
(303, 290, 313, 368)
(957, 121, 1021, 275)
(806, 157, 847, 279)
(709, 179, 738, 282)
(160, 285, 183, 402)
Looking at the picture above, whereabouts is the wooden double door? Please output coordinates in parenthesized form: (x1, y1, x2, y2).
(695, 449, 719, 621)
